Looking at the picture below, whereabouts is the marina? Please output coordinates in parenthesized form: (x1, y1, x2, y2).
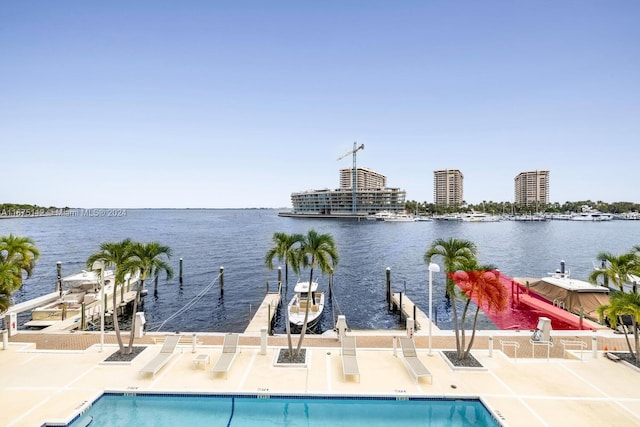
(2, 209, 639, 334)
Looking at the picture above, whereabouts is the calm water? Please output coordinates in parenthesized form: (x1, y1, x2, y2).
(1, 210, 638, 333)
(71, 394, 500, 427)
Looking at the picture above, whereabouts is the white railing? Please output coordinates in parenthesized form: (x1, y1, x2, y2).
(560, 340, 587, 360)
(500, 340, 520, 361)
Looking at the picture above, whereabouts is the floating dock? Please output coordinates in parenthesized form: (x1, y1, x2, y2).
(245, 288, 281, 334)
(391, 292, 439, 332)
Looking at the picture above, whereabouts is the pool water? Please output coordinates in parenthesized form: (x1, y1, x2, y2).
(68, 394, 502, 426)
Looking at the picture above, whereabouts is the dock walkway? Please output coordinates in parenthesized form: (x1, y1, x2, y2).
(21, 290, 139, 332)
(391, 292, 439, 332)
(245, 291, 281, 334)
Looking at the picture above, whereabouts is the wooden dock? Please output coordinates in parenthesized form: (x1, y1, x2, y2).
(391, 292, 440, 332)
(245, 291, 281, 334)
(23, 290, 139, 332)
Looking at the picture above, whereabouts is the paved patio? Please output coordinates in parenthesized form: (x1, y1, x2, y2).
(2, 329, 639, 426)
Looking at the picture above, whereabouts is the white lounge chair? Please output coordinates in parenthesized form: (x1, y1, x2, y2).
(212, 333, 239, 379)
(341, 335, 360, 382)
(399, 337, 432, 384)
(139, 334, 181, 377)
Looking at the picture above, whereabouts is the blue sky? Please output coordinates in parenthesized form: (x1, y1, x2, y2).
(2, 1, 638, 208)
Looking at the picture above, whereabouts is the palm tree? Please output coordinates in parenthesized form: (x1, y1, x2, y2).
(0, 234, 40, 316)
(424, 238, 478, 360)
(449, 263, 507, 359)
(0, 234, 40, 284)
(291, 230, 339, 357)
(588, 252, 640, 293)
(121, 242, 174, 354)
(264, 232, 304, 286)
(0, 263, 22, 312)
(265, 232, 305, 358)
(597, 292, 640, 364)
(86, 239, 134, 353)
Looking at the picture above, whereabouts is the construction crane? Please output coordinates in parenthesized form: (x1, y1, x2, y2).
(337, 142, 365, 214)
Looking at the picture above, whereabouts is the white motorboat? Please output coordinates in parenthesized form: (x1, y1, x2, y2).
(28, 270, 115, 327)
(570, 212, 613, 221)
(287, 278, 325, 329)
(521, 260, 610, 321)
(434, 214, 462, 221)
(383, 213, 417, 222)
(27, 269, 140, 328)
(549, 213, 572, 220)
(570, 206, 613, 221)
(367, 211, 416, 222)
(460, 212, 502, 222)
(513, 214, 547, 222)
(592, 261, 640, 293)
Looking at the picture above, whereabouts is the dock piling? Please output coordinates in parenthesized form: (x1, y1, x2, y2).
(277, 266, 282, 287)
(81, 303, 86, 330)
(220, 266, 224, 296)
(56, 261, 62, 296)
(413, 305, 417, 329)
(267, 304, 271, 335)
(329, 270, 334, 298)
(386, 267, 391, 310)
(179, 258, 183, 283)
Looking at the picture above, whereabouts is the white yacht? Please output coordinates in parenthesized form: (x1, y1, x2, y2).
(367, 211, 417, 222)
(460, 212, 502, 222)
(570, 212, 613, 221)
(570, 206, 613, 221)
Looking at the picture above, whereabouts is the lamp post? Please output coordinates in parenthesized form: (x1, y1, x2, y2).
(92, 260, 105, 352)
(428, 262, 440, 356)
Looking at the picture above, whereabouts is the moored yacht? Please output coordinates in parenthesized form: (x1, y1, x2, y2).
(459, 212, 502, 222)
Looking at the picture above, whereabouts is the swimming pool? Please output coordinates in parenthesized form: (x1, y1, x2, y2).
(65, 393, 502, 426)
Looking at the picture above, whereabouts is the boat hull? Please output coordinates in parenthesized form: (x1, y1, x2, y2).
(288, 292, 325, 329)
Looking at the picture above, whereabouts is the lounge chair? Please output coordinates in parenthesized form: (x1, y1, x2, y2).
(212, 333, 239, 379)
(139, 334, 181, 377)
(399, 337, 432, 384)
(340, 335, 360, 382)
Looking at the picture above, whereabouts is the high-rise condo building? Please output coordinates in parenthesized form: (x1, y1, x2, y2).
(339, 167, 387, 189)
(514, 170, 549, 206)
(433, 169, 464, 206)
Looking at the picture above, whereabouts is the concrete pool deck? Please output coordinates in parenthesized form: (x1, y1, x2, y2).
(2, 329, 640, 426)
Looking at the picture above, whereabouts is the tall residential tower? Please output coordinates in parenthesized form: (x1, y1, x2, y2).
(514, 170, 549, 206)
(433, 169, 464, 207)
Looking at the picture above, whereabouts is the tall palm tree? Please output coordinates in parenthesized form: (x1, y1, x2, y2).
(0, 234, 40, 284)
(0, 263, 22, 312)
(121, 242, 174, 354)
(449, 262, 506, 359)
(588, 252, 640, 293)
(86, 239, 134, 353)
(265, 232, 305, 358)
(264, 232, 304, 286)
(424, 238, 478, 359)
(597, 292, 640, 364)
(291, 230, 339, 357)
(0, 234, 40, 317)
